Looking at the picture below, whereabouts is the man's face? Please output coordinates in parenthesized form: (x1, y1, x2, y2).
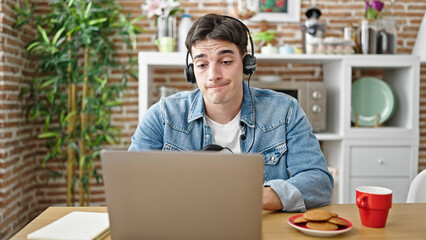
(191, 39, 244, 108)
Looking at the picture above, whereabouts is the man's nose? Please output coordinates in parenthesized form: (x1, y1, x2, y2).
(208, 63, 222, 81)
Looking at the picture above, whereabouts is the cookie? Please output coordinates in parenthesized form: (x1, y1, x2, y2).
(303, 209, 333, 221)
(306, 221, 339, 231)
(328, 217, 348, 227)
(330, 211, 338, 218)
(293, 216, 308, 224)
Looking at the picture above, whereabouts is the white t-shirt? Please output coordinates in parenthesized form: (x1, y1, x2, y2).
(205, 112, 241, 153)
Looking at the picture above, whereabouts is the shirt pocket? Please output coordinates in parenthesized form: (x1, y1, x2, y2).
(162, 142, 185, 151)
(262, 142, 287, 165)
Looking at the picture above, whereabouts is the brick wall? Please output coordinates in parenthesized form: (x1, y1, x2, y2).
(1, 0, 426, 238)
(0, 0, 42, 238)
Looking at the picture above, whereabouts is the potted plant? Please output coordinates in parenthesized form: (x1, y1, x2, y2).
(252, 30, 278, 54)
(14, 0, 143, 206)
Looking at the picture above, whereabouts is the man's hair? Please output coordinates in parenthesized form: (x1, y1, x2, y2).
(185, 14, 248, 57)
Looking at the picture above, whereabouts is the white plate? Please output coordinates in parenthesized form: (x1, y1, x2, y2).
(288, 214, 353, 237)
(351, 77, 397, 126)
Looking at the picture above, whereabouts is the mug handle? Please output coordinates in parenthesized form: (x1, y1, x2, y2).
(356, 195, 368, 208)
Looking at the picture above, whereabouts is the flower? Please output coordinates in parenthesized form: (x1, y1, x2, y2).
(142, 0, 180, 19)
(142, 0, 165, 19)
(365, 0, 385, 20)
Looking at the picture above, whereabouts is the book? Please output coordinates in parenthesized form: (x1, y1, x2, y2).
(27, 211, 110, 240)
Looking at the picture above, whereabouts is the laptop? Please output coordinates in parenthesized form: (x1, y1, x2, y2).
(100, 150, 264, 240)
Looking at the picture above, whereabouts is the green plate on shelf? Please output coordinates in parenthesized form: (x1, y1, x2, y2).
(351, 77, 397, 127)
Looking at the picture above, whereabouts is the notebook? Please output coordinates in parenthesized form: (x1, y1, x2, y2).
(100, 150, 264, 240)
(27, 211, 110, 240)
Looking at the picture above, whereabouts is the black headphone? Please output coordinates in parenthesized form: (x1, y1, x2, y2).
(184, 15, 257, 84)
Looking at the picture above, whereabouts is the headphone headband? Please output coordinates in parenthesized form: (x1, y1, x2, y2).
(222, 15, 255, 57)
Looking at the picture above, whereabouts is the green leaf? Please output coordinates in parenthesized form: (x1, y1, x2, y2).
(52, 27, 66, 45)
(84, 133, 91, 146)
(68, 142, 80, 155)
(104, 134, 115, 144)
(47, 92, 55, 104)
(38, 132, 58, 138)
(93, 168, 102, 184)
(94, 76, 107, 89)
(81, 176, 89, 194)
(42, 153, 51, 168)
(37, 25, 50, 45)
(129, 70, 138, 80)
(84, 2, 92, 19)
(130, 15, 145, 24)
(27, 41, 41, 51)
(88, 18, 107, 26)
(63, 111, 77, 123)
(66, 26, 81, 36)
(79, 155, 86, 167)
(13, 18, 29, 28)
(45, 170, 62, 185)
(44, 115, 51, 132)
(87, 160, 93, 169)
(39, 79, 55, 89)
(169, 8, 180, 17)
(105, 100, 123, 107)
(53, 137, 62, 155)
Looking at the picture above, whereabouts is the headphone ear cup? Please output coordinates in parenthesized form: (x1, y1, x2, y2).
(243, 54, 257, 75)
(185, 63, 196, 84)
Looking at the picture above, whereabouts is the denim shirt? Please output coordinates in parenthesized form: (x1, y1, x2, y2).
(129, 81, 334, 212)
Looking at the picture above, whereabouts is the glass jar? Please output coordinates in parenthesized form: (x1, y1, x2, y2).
(156, 15, 176, 52)
(376, 17, 397, 54)
(360, 19, 377, 54)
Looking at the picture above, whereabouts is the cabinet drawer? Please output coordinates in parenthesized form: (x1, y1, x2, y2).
(350, 177, 410, 203)
(350, 146, 411, 176)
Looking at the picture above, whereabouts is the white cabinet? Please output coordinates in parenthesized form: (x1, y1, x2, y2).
(347, 144, 415, 203)
(138, 52, 420, 203)
(350, 146, 411, 177)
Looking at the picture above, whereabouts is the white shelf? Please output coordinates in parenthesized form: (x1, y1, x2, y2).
(138, 52, 420, 204)
(315, 133, 343, 141)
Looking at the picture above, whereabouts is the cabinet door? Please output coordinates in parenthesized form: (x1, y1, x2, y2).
(349, 146, 412, 203)
(350, 146, 411, 176)
(350, 177, 410, 203)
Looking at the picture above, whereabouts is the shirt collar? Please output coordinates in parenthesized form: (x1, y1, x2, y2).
(188, 81, 255, 128)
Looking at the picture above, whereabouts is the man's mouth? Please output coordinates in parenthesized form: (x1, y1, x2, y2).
(208, 82, 229, 90)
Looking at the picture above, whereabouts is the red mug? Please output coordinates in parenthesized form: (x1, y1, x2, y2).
(356, 186, 392, 228)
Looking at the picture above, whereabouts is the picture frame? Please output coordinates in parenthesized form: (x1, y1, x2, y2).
(250, 0, 301, 23)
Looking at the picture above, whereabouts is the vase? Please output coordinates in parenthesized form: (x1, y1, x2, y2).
(156, 15, 176, 52)
(360, 19, 377, 54)
(376, 17, 397, 54)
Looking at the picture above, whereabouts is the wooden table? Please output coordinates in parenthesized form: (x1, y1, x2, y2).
(11, 203, 426, 240)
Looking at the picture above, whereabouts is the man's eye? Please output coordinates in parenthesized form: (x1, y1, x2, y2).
(196, 64, 207, 69)
(222, 60, 232, 65)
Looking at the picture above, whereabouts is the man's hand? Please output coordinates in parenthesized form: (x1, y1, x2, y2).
(262, 187, 283, 211)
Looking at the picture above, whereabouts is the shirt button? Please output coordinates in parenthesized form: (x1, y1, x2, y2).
(206, 135, 210, 138)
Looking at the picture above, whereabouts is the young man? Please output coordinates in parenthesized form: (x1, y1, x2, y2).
(129, 14, 333, 212)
